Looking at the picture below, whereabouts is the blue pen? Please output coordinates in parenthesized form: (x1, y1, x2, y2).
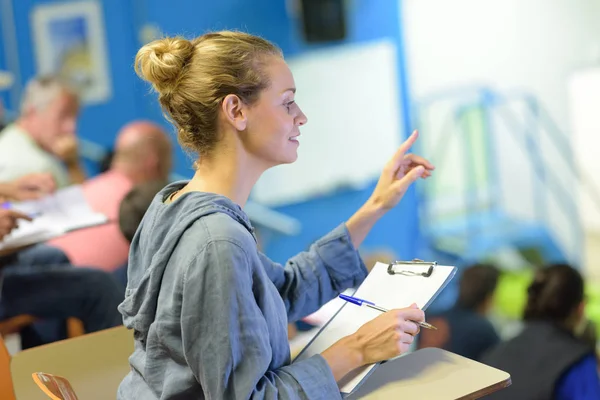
(339, 294, 437, 330)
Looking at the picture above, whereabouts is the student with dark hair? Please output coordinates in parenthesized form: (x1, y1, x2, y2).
(418, 263, 500, 361)
(118, 180, 169, 243)
(112, 180, 168, 288)
(482, 264, 600, 400)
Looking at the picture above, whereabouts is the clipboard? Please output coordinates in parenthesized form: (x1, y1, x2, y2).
(293, 260, 457, 395)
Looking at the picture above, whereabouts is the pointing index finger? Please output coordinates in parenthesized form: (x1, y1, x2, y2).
(388, 130, 419, 171)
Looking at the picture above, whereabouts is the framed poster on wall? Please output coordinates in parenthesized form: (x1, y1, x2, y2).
(31, 0, 112, 104)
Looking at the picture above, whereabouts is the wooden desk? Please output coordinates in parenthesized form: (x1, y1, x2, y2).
(11, 326, 133, 400)
(347, 348, 511, 400)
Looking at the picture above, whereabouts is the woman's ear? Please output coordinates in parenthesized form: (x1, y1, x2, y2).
(221, 94, 248, 131)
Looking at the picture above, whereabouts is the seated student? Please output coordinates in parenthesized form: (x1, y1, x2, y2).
(0, 76, 85, 187)
(48, 121, 172, 272)
(112, 180, 169, 288)
(417, 263, 500, 361)
(0, 176, 123, 348)
(482, 264, 600, 400)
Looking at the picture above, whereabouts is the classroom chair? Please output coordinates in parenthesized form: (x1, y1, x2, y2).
(0, 335, 16, 400)
(0, 316, 86, 341)
(11, 326, 132, 400)
(32, 372, 79, 400)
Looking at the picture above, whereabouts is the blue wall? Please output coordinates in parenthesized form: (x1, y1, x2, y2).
(5, 0, 145, 149)
(0, 2, 15, 114)
(1, 0, 419, 264)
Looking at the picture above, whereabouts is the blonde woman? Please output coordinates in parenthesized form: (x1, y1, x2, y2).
(119, 32, 435, 399)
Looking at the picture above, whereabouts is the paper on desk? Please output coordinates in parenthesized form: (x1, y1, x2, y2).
(293, 262, 456, 394)
(0, 185, 108, 251)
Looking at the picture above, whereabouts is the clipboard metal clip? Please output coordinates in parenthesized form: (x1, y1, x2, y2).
(387, 259, 438, 277)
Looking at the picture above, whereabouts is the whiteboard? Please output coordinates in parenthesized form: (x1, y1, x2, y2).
(252, 39, 403, 206)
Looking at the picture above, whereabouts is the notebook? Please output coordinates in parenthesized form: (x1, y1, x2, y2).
(0, 185, 108, 251)
(293, 261, 456, 395)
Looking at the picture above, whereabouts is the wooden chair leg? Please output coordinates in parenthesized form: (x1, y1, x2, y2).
(0, 335, 16, 400)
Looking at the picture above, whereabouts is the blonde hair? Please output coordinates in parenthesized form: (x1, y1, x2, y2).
(135, 31, 283, 157)
(20, 75, 78, 114)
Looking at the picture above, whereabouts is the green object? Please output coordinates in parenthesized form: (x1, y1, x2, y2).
(585, 283, 600, 332)
(495, 270, 600, 334)
(494, 270, 533, 319)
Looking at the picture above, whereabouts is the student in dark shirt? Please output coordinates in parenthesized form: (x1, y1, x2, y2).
(418, 263, 500, 360)
(482, 264, 600, 400)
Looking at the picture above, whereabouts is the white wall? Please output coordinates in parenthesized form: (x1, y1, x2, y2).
(253, 39, 402, 206)
(402, 0, 600, 263)
(403, 0, 600, 131)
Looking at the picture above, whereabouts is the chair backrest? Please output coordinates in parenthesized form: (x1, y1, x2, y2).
(0, 335, 16, 400)
(0, 316, 84, 338)
(32, 372, 79, 400)
(0, 314, 37, 336)
(11, 326, 133, 400)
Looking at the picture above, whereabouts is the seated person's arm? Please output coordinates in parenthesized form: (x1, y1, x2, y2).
(0, 183, 12, 198)
(65, 162, 86, 185)
(0, 174, 55, 200)
(52, 136, 85, 184)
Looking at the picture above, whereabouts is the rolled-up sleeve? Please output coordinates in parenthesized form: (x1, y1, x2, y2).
(181, 239, 341, 399)
(259, 223, 368, 322)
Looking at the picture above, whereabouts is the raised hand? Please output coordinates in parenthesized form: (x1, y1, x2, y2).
(369, 130, 434, 211)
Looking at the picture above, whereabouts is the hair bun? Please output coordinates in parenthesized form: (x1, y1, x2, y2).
(135, 37, 194, 94)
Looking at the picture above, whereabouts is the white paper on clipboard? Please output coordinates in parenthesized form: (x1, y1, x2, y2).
(293, 261, 456, 395)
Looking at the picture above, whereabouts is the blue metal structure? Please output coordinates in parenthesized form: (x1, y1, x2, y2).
(414, 86, 600, 272)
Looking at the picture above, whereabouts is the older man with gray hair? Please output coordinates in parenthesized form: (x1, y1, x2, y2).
(0, 75, 85, 187)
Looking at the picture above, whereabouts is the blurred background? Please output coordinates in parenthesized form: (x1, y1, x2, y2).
(1, 0, 600, 331)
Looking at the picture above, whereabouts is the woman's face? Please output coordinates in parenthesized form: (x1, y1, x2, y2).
(240, 57, 307, 168)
